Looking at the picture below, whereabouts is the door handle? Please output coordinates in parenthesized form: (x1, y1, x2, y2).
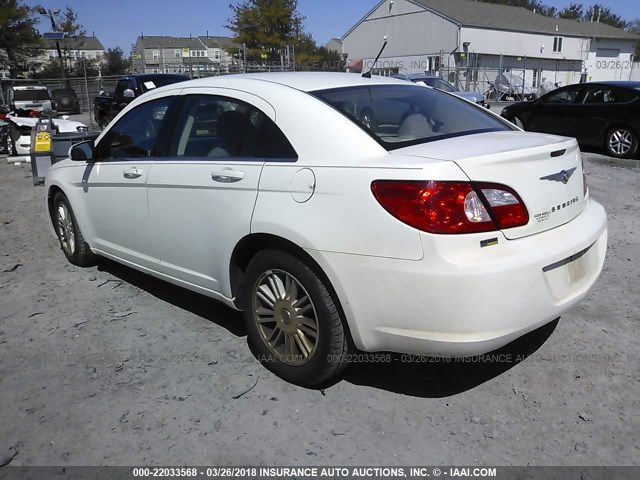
(123, 167, 143, 179)
(211, 169, 245, 183)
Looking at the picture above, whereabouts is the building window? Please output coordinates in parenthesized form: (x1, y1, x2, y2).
(553, 37, 563, 53)
(214, 50, 220, 60)
(174, 49, 181, 58)
(152, 50, 160, 60)
(531, 69, 541, 88)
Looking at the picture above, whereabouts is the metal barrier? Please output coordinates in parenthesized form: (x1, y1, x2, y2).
(30, 114, 99, 185)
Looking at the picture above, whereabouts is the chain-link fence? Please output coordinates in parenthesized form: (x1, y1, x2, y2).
(34, 63, 295, 125)
(439, 67, 564, 102)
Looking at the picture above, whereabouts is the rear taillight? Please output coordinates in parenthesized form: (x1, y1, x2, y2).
(371, 180, 529, 234)
(29, 110, 41, 118)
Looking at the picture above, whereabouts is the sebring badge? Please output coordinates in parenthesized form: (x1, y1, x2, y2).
(540, 167, 577, 184)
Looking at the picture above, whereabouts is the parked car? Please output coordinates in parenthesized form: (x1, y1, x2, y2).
(393, 73, 489, 107)
(45, 73, 607, 386)
(6, 114, 88, 156)
(486, 72, 536, 101)
(5, 84, 53, 115)
(93, 74, 189, 129)
(501, 81, 640, 159)
(51, 88, 81, 115)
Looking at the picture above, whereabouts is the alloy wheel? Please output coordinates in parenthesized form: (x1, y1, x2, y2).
(57, 203, 76, 255)
(609, 129, 633, 157)
(252, 269, 319, 366)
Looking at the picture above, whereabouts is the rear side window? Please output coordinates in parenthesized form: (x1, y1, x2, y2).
(311, 85, 510, 150)
(168, 94, 297, 160)
(582, 86, 637, 104)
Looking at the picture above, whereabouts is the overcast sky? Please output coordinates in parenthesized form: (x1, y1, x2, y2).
(25, 0, 638, 51)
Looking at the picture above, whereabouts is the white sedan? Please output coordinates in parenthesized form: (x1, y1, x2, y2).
(44, 73, 607, 386)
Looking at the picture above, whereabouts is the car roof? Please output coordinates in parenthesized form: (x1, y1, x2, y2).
(405, 73, 439, 80)
(123, 73, 190, 81)
(166, 72, 408, 93)
(590, 81, 640, 89)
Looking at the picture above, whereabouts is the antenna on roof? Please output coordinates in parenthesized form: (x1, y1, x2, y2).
(362, 36, 388, 78)
(207, 30, 209, 39)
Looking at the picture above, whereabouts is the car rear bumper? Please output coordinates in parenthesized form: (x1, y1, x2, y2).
(308, 198, 607, 356)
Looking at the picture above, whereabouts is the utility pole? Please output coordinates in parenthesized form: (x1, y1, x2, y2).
(243, 43, 247, 73)
(37, 7, 69, 88)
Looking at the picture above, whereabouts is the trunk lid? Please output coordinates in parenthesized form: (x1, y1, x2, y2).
(394, 131, 586, 239)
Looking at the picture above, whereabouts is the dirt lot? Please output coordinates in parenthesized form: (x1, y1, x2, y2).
(0, 152, 638, 467)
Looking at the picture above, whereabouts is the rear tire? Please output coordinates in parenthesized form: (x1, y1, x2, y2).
(605, 127, 638, 159)
(242, 250, 349, 386)
(52, 192, 98, 267)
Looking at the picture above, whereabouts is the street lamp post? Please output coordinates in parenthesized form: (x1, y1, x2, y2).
(37, 7, 68, 86)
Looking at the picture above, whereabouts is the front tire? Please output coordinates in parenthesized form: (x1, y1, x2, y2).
(243, 250, 349, 386)
(606, 127, 638, 159)
(52, 192, 98, 267)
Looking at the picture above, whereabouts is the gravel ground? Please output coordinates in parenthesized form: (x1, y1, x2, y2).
(0, 152, 638, 467)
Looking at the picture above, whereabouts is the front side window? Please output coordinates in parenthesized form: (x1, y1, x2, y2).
(115, 79, 135, 96)
(311, 85, 511, 150)
(169, 95, 297, 160)
(95, 97, 173, 160)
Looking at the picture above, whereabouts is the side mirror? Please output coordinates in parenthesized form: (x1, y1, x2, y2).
(123, 89, 135, 98)
(70, 140, 95, 161)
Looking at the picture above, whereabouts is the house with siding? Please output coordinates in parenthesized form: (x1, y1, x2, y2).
(131, 35, 235, 76)
(33, 36, 106, 71)
(342, 0, 639, 91)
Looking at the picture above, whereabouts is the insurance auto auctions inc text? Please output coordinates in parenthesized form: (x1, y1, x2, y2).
(255, 467, 497, 477)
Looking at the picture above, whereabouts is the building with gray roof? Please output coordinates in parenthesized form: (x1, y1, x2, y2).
(342, 0, 639, 93)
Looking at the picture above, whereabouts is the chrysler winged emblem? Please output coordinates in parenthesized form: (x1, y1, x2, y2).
(540, 167, 577, 184)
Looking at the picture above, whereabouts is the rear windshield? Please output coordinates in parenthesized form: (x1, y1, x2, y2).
(311, 85, 511, 150)
(14, 89, 51, 101)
